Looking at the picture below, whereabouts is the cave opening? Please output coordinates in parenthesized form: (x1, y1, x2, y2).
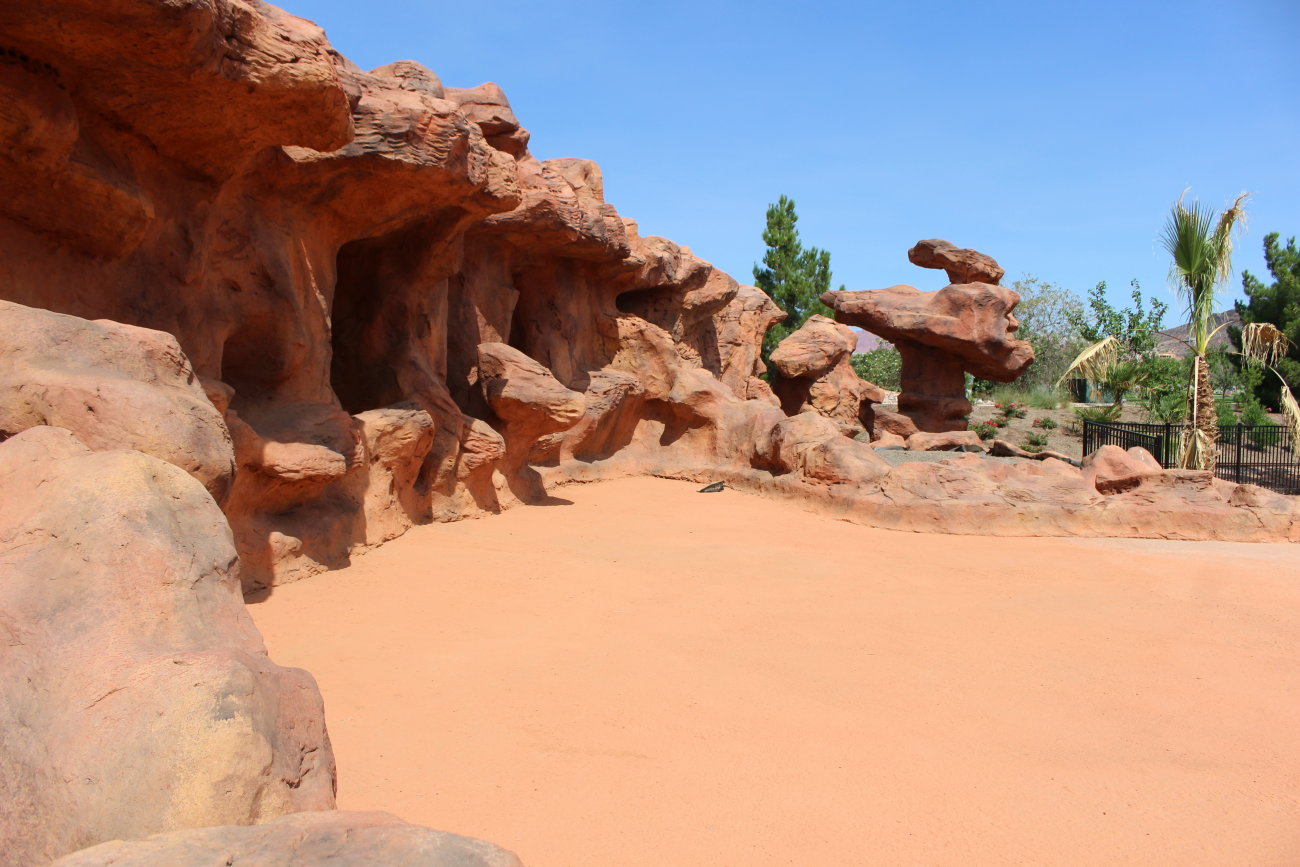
(330, 235, 412, 415)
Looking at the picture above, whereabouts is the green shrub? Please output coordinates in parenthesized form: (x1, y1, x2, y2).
(1239, 397, 1282, 446)
(1074, 404, 1121, 424)
(850, 346, 901, 391)
(1022, 431, 1050, 453)
(1215, 399, 1237, 429)
(1031, 416, 1058, 430)
(971, 420, 998, 441)
(1142, 389, 1186, 424)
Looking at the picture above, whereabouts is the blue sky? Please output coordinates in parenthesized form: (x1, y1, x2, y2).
(288, 0, 1299, 322)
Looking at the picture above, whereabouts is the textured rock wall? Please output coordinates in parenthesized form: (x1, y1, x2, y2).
(0, 427, 335, 866)
(1, 0, 1295, 599)
(0, 0, 781, 590)
(0, 2, 1296, 863)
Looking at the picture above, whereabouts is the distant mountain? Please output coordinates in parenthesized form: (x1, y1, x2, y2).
(853, 329, 886, 353)
(1155, 310, 1239, 357)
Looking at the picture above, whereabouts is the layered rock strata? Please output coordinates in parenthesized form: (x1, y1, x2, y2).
(822, 241, 1034, 435)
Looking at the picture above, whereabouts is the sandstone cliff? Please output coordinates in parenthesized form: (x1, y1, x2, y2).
(0, 1, 1296, 862)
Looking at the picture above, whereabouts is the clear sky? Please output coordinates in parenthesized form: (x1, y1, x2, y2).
(286, 0, 1299, 321)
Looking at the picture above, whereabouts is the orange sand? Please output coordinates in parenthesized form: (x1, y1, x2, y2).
(249, 477, 1300, 866)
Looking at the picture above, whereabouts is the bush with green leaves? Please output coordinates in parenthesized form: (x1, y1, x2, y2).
(1006, 277, 1087, 390)
(1142, 389, 1187, 424)
(1031, 416, 1058, 430)
(1065, 279, 1168, 357)
(1239, 397, 1282, 447)
(849, 345, 901, 391)
(1215, 399, 1237, 429)
(1022, 431, 1050, 452)
(1074, 404, 1121, 424)
(971, 420, 998, 440)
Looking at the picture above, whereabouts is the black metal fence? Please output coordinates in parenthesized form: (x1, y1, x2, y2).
(1082, 421, 1300, 495)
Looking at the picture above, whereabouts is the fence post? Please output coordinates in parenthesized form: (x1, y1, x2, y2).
(1234, 423, 1243, 483)
(1163, 422, 1172, 467)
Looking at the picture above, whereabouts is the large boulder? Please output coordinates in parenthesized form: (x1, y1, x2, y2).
(768, 314, 885, 436)
(0, 300, 235, 504)
(51, 811, 522, 867)
(0, 427, 335, 867)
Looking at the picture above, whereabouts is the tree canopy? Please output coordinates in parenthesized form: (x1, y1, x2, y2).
(1007, 277, 1086, 389)
(1064, 279, 1167, 359)
(1232, 232, 1300, 409)
(753, 195, 835, 359)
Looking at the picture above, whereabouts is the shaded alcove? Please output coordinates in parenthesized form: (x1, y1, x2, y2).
(330, 213, 464, 415)
(221, 314, 292, 410)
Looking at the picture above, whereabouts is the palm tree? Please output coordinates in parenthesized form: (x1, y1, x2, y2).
(1059, 191, 1299, 473)
(1158, 192, 1248, 471)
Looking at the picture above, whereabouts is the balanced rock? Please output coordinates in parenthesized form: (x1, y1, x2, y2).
(822, 240, 1034, 434)
(907, 238, 1006, 285)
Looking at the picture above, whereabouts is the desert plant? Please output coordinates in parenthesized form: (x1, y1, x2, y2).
(971, 420, 998, 441)
(995, 401, 1028, 420)
(1031, 416, 1059, 430)
(1022, 431, 1050, 453)
(1100, 359, 1149, 407)
(1074, 404, 1121, 424)
(1160, 191, 1249, 470)
(988, 385, 1064, 409)
(1143, 389, 1187, 424)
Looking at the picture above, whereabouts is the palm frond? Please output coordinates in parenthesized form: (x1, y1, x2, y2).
(1056, 336, 1120, 387)
(1275, 372, 1300, 460)
(1240, 322, 1292, 368)
(1210, 192, 1250, 286)
(1159, 191, 1249, 355)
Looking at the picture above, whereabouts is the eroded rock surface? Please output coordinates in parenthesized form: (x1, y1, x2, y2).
(51, 811, 522, 867)
(0, 300, 235, 504)
(822, 242, 1034, 434)
(769, 314, 884, 437)
(0, 2, 1296, 863)
(0, 427, 334, 866)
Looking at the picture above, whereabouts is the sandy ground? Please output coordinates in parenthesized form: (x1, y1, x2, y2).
(249, 477, 1300, 867)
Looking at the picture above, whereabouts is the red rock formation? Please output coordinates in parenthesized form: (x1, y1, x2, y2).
(0, 427, 334, 866)
(0, 301, 235, 504)
(768, 314, 885, 437)
(0, 2, 1296, 862)
(907, 238, 1006, 285)
(822, 242, 1034, 435)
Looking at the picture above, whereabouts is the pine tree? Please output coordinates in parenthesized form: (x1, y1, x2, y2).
(1232, 233, 1300, 409)
(753, 195, 835, 359)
